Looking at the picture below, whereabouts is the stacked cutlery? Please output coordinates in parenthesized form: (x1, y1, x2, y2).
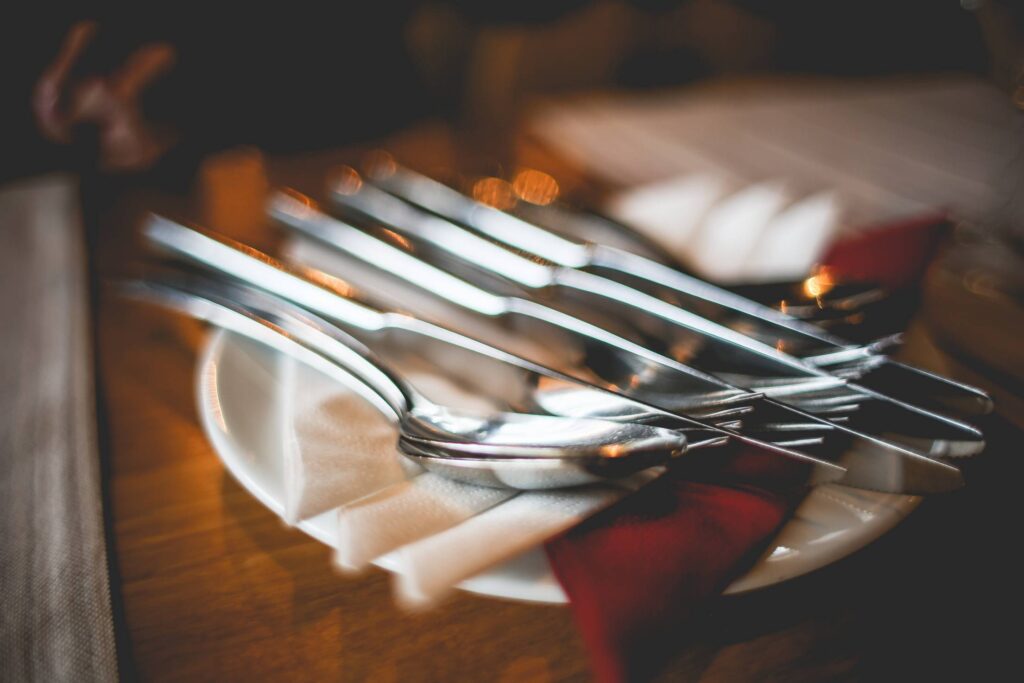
(127, 161, 991, 496)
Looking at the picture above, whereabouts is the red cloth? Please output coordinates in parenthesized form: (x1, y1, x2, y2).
(822, 212, 949, 289)
(545, 447, 809, 682)
(543, 213, 949, 682)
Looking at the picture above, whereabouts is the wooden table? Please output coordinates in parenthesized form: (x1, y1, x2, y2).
(91, 127, 1020, 682)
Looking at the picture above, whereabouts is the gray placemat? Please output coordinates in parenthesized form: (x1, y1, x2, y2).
(0, 175, 118, 681)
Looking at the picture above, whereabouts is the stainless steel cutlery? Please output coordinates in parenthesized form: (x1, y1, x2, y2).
(124, 161, 990, 495)
(124, 275, 709, 490)
(366, 164, 993, 417)
(271, 191, 981, 478)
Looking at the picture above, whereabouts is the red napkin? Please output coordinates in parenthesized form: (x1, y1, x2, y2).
(822, 212, 949, 289)
(545, 447, 809, 682)
(544, 212, 949, 682)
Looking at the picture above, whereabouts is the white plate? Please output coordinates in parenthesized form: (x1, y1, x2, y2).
(197, 329, 921, 603)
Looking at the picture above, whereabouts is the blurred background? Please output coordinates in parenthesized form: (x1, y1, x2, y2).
(2, 1, 1020, 179)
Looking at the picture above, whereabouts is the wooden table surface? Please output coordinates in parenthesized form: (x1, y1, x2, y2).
(91, 127, 1021, 682)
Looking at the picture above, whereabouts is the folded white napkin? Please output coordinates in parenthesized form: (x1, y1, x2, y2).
(686, 180, 794, 282)
(744, 190, 842, 282)
(334, 473, 516, 574)
(385, 485, 626, 609)
(282, 356, 419, 524)
(536, 76, 1024, 282)
(605, 172, 736, 261)
(607, 176, 841, 283)
(281, 353, 652, 607)
(534, 76, 1013, 230)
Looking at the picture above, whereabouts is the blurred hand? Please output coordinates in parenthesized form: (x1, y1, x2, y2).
(33, 20, 177, 171)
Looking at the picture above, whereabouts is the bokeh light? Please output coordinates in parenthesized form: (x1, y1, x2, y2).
(512, 169, 560, 206)
(472, 177, 517, 209)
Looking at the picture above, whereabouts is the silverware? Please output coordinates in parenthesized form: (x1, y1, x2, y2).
(271, 194, 824, 410)
(368, 163, 993, 417)
(264, 195, 969, 493)
(517, 201, 893, 329)
(123, 274, 717, 490)
(322, 181, 983, 457)
(140, 217, 840, 465)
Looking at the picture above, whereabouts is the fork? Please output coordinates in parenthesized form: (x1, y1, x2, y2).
(320, 181, 982, 457)
(140, 215, 972, 493)
(263, 194, 972, 491)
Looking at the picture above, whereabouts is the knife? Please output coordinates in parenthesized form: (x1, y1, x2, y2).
(268, 191, 968, 494)
(368, 163, 993, 418)
(325, 179, 983, 459)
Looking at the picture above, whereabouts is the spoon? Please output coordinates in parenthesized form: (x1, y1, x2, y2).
(140, 217, 846, 441)
(121, 274, 724, 490)
(138, 218, 969, 494)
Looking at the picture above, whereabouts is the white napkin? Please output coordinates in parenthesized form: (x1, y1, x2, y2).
(334, 473, 516, 574)
(385, 485, 626, 609)
(684, 180, 795, 283)
(605, 172, 736, 262)
(534, 76, 1018, 278)
(281, 354, 650, 608)
(744, 190, 843, 283)
(281, 356, 419, 524)
(607, 176, 841, 283)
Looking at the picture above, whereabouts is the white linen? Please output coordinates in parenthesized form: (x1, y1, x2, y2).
(281, 356, 647, 607)
(535, 76, 1018, 282)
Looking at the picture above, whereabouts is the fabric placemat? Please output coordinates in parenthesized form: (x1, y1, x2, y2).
(0, 175, 118, 681)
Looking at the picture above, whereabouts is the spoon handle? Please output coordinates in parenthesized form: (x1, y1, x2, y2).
(122, 273, 412, 418)
(144, 215, 387, 332)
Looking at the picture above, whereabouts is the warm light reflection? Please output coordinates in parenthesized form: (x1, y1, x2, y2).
(512, 169, 560, 206)
(363, 149, 397, 179)
(378, 228, 412, 251)
(330, 165, 363, 195)
(669, 338, 700, 363)
(472, 177, 517, 210)
(600, 444, 627, 458)
(301, 266, 358, 299)
(844, 312, 865, 326)
(281, 187, 317, 208)
(204, 361, 228, 433)
(801, 267, 836, 300)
